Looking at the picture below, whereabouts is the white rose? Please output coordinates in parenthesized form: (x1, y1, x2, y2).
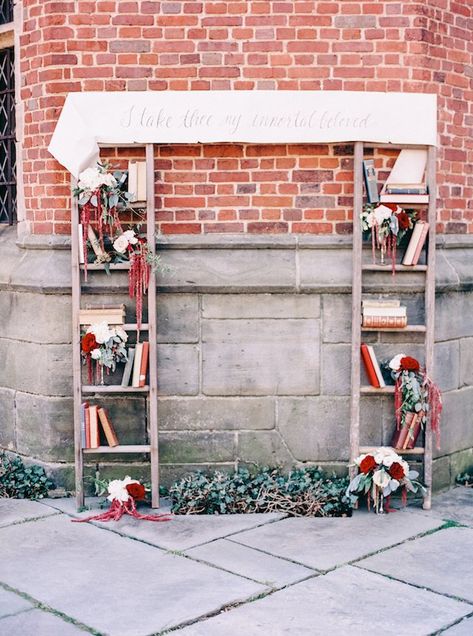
(91, 321, 113, 344)
(354, 453, 367, 467)
(114, 327, 128, 343)
(374, 204, 393, 225)
(107, 479, 130, 503)
(78, 167, 102, 192)
(366, 211, 376, 228)
(372, 469, 391, 489)
(123, 230, 138, 245)
(389, 353, 406, 371)
(90, 348, 101, 360)
(113, 234, 129, 253)
(100, 173, 117, 188)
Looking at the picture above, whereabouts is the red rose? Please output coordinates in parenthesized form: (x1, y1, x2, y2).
(400, 356, 420, 372)
(389, 462, 405, 480)
(126, 483, 146, 501)
(359, 455, 377, 474)
(383, 203, 399, 213)
(81, 332, 97, 353)
(396, 211, 411, 230)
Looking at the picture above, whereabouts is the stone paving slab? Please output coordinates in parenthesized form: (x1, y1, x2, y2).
(357, 526, 473, 603)
(418, 487, 473, 527)
(231, 510, 443, 570)
(0, 514, 265, 636)
(0, 609, 87, 635)
(186, 538, 314, 587)
(443, 615, 473, 635)
(0, 587, 33, 619)
(0, 498, 57, 528)
(40, 497, 286, 551)
(176, 565, 471, 636)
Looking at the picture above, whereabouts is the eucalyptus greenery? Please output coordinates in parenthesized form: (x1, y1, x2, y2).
(0, 451, 54, 499)
(169, 466, 352, 517)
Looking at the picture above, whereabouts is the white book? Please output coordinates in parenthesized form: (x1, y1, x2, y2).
(128, 160, 147, 202)
(132, 343, 143, 388)
(367, 345, 386, 388)
(384, 149, 427, 187)
(362, 299, 401, 308)
(362, 307, 406, 317)
(78, 224, 85, 264)
(402, 221, 428, 266)
(128, 161, 138, 203)
(137, 161, 147, 201)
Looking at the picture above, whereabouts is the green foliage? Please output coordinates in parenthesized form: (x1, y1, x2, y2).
(169, 466, 352, 517)
(456, 471, 473, 487)
(0, 452, 54, 500)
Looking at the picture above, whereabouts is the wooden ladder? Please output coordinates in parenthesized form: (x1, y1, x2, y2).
(70, 143, 159, 511)
(350, 141, 437, 510)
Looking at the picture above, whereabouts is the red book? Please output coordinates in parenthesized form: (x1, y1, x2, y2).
(405, 412, 423, 449)
(89, 405, 100, 449)
(361, 343, 380, 388)
(139, 341, 149, 388)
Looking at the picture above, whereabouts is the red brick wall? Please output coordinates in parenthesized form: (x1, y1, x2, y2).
(19, 0, 473, 235)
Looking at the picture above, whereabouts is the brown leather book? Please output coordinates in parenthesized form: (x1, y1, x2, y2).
(363, 315, 408, 328)
(405, 412, 423, 449)
(97, 408, 119, 447)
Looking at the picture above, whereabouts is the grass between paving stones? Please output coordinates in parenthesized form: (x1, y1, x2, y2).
(167, 466, 352, 516)
(0, 581, 99, 635)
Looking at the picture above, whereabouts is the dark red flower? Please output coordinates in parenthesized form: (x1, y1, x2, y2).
(360, 455, 377, 474)
(400, 356, 420, 372)
(81, 332, 97, 353)
(383, 203, 399, 213)
(126, 482, 146, 501)
(389, 462, 405, 480)
(396, 211, 411, 230)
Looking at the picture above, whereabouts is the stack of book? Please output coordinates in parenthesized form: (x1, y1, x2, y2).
(391, 411, 423, 450)
(79, 304, 126, 326)
(402, 220, 429, 266)
(380, 149, 429, 204)
(121, 341, 149, 388)
(360, 344, 386, 388)
(362, 299, 407, 329)
(80, 404, 119, 449)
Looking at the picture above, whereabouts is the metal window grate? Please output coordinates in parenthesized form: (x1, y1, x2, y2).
(0, 1, 13, 25)
(0, 47, 16, 224)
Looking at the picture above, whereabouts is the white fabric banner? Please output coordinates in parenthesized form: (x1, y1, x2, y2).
(48, 91, 437, 176)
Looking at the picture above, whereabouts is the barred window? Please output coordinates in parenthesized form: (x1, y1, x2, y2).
(0, 1, 13, 25)
(0, 47, 15, 224)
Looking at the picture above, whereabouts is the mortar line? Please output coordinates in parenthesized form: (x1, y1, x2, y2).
(0, 581, 99, 635)
(0, 511, 62, 530)
(436, 610, 473, 634)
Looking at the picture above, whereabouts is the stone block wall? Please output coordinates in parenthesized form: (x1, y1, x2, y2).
(1, 226, 473, 491)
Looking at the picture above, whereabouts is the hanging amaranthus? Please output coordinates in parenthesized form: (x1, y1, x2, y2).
(389, 354, 443, 450)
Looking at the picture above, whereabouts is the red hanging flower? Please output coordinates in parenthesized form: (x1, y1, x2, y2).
(360, 455, 377, 474)
(81, 332, 98, 353)
(399, 356, 420, 372)
(126, 482, 146, 501)
(389, 462, 405, 480)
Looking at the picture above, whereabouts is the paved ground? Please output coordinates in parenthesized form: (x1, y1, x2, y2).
(0, 488, 473, 635)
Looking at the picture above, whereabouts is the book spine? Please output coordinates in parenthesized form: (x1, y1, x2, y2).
(78, 224, 85, 264)
(97, 408, 119, 447)
(89, 406, 99, 449)
(363, 315, 407, 328)
(411, 223, 429, 266)
(391, 424, 410, 450)
(139, 342, 149, 388)
(121, 347, 135, 387)
(85, 405, 91, 449)
(363, 160, 379, 204)
(362, 308, 406, 316)
(405, 413, 423, 449)
(360, 344, 380, 388)
(385, 187, 427, 195)
(132, 343, 143, 388)
(367, 345, 386, 388)
(80, 403, 87, 448)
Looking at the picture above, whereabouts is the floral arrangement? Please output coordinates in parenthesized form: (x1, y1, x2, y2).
(72, 476, 172, 523)
(73, 163, 162, 329)
(388, 354, 442, 449)
(347, 447, 424, 513)
(361, 203, 415, 271)
(81, 322, 128, 384)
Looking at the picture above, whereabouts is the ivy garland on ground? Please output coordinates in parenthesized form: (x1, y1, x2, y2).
(167, 466, 352, 517)
(0, 452, 54, 499)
